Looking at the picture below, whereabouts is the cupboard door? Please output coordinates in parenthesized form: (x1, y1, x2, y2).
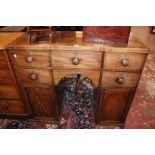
(24, 86, 56, 118)
(97, 88, 133, 123)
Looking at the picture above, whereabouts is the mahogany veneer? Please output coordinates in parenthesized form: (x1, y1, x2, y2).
(0, 31, 149, 126)
(0, 33, 28, 117)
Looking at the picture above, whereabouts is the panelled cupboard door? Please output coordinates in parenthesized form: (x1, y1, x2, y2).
(97, 88, 134, 123)
(24, 85, 56, 118)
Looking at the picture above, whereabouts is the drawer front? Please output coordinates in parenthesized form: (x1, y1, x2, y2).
(52, 51, 102, 68)
(0, 100, 26, 114)
(102, 71, 141, 87)
(0, 51, 8, 68)
(104, 52, 147, 71)
(0, 68, 14, 85)
(0, 85, 19, 99)
(9, 50, 51, 67)
(15, 68, 52, 84)
(53, 70, 100, 87)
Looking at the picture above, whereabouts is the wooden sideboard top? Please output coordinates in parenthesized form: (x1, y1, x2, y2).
(6, 31, 149, 53)
(0, 32, 24, 49)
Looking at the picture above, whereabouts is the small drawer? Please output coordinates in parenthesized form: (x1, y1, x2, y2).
(52, 51, 102, 68)
(0, 68, 14, 85)
(0, 100, 26, 114)
(0, 51, 8, 68)
(104, 52, 147, 71)
(9, 50, 51, 67)
(102, 71, 141, 87)
(53, 70, 100, 87)
(0, 85, 19, 99)
(15, 68, 52, 84)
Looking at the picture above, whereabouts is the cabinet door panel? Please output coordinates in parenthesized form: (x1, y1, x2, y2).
(24, 86, 56, 118)
(97, 88, 133, 123)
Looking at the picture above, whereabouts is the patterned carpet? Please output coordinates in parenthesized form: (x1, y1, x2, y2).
(0, 119, 122, 129)
(58, 75, 96, 129)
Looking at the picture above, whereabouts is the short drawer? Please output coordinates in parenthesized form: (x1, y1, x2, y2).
(52, 51, 102, 68)
(15, 68, 52, 84)
(104, 52, 147, 71)
(102, 71, 141, 87)
(0, 51, 8, 68)
(0, 68, 14, 85)
(9, 50, 51, 67)
(53, 70, 100, 87)
(0, 100, 26, 114)
(0, 85, 19, 99)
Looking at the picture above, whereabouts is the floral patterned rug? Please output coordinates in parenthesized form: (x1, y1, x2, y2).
(0, 119, 122, 129)
(58, 75, 96, 129)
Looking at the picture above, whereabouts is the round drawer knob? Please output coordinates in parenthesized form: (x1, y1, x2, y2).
(13, 54, 17, 58)
(116, 76, 124, 84)
(2, 105, 9, 111)
(72, 57, 80, 65)
(29, 73, 38, 80)
(26, 55, 33, 63)
(122, 58, 129, 66)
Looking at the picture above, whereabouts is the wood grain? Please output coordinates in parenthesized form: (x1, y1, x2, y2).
(52, 50, 102, 68)
(104, 52, 147, 71)
(24, 86, 55, 118)
(0, 100, 26, 114)
(0, 85, 19, 99)
(0, 51, 8, 68)
(0, 68, 14, 85)
(0, 32, 24, 49)
(15, 68, 52, 84)
(97, 88, 132, 122)
(9, 49, 51, 67)
(102, 71, 141, 87)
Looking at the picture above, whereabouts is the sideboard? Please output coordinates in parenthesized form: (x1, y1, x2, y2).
(0, 31, 149, 127)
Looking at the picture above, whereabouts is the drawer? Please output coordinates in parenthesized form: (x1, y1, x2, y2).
(0, 68, 14, 85)
(53, 70, 100, 87)
(9, 50, 51, 67)
(0, 51, 8, 68)
(52, 51, 102, 68)
(0, 100, 26, 114)
(104, 52, 147, 71)
(15, 68, 52, 84)
(0, 85, 19, 99)
(102, 71, 141, 87)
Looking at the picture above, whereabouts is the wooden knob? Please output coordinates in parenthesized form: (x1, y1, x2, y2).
(72, 57, 80, 65)
(2, 105, 9, 111)
(13, 54, 17, 58)
(29, 73, 37, 80)
(26, 54, 33, 63)
(116, 76, 124, 84)
(122, 58, 129, 66)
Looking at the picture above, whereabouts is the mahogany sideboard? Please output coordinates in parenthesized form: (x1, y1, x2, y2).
(0, 33, 28, 118)
(0, 31, 149, 127)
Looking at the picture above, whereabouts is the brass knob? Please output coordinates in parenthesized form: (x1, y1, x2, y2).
(29, 73, 37, 80)
(72, 57, 80, 65)
(122, 58, 129, 66)
(116, 76, 124, 84)
(2, 105, 9, 111)
(26, 54, 33, 63)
